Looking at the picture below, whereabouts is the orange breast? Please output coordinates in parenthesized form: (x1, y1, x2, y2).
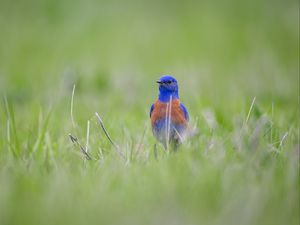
(151, 99, 187, 125)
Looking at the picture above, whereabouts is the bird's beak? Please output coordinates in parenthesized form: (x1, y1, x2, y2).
(156, 80, 162, 84)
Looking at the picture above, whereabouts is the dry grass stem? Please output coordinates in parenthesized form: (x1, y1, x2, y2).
(69, 134, 92, 160)
(95, 112, 125, 160)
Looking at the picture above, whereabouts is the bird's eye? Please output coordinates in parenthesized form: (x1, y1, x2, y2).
(167, 81, 172, 84)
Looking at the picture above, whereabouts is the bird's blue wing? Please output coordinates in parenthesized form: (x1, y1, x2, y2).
(150, 104, 154, 118)
(180, 103, 189, 121)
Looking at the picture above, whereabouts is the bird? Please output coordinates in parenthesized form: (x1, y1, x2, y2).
(150, 75, 189, 150)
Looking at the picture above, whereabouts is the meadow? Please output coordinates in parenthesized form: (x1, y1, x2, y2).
(0, 0, 299, 224)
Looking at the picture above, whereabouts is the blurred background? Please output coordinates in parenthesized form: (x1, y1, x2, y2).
(0, 0, 298, 112)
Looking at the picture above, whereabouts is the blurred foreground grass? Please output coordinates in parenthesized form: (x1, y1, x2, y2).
(0, 0, 299, 224)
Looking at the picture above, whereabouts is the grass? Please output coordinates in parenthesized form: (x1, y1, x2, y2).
(0, 0, 299, 224)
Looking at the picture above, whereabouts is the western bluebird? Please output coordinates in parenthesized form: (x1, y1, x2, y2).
(150, 75, 189, 149)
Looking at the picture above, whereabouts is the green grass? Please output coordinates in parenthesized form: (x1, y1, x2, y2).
(0, 0, 299, 224)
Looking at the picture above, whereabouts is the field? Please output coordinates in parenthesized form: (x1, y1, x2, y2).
(0, 0, 299, 224)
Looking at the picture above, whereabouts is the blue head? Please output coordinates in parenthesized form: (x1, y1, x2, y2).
(157, 75, 179, 102)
